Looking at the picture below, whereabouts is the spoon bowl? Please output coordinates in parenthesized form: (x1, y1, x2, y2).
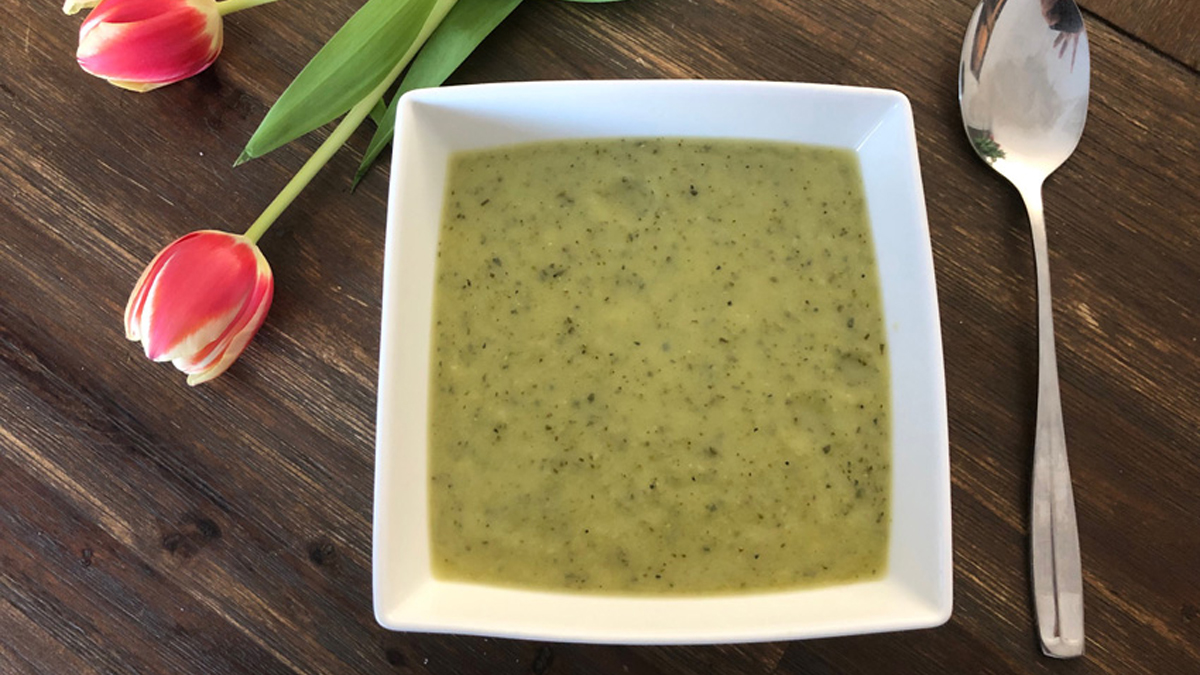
(961, 0, 1089, 186)
(958, 0, 1089, 659)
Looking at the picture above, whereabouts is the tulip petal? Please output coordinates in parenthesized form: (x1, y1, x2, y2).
(183, 281, 272, 386)
(107, 78, 168, 92)
(63, 0, 101, 15)
(139, 235, 258, 359)
(175, 245, 272, 383)
(125, 233, 184, 341)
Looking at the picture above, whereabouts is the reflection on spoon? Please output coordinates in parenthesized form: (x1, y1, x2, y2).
(1042, 0, 1083, 68)
(970, 0, 1084, 80)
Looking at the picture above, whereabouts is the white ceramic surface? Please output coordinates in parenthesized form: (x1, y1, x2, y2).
(374, 80, 950, 644)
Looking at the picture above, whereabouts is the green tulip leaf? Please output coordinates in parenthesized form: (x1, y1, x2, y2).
(351, 0, 525, 187)
(369, 98, 389, 126)
(238, 0, 438, 164)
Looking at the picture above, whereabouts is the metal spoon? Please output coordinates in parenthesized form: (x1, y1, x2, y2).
(958, 0, 1088, 659)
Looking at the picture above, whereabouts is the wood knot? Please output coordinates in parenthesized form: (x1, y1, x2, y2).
(531, 645, 554, 674)
(307, 539, 338, 567)
(161, 513, 222, 558)
(384, 648, 406, 666)
(1183, 604, 1199, 623)
(186, 514, 222, 540)
(162, 532, 190, 557)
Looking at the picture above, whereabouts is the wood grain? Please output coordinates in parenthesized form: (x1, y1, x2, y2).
(1083, 0, 1200, 69)
(1, 0, 1198, 673)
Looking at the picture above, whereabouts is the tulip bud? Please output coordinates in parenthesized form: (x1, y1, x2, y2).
(125, 230, 273, 385)
(76, 0, 223, 92)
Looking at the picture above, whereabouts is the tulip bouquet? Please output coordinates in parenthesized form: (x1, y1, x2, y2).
(64, 0, 626, 384)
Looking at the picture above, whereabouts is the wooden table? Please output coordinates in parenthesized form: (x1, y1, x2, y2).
(2, 0, 1197, 672)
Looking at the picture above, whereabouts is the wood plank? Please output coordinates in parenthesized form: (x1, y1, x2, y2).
(1084, 0, 1200, 70)
(0, 454, 296, 674)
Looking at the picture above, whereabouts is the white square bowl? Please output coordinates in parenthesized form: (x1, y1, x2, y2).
(374, 80, 950, 644)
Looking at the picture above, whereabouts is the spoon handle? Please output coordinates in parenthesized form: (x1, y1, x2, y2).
(1021, 185, 1085, 658)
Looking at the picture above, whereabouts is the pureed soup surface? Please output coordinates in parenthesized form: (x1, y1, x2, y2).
(428, 138, 890, 595)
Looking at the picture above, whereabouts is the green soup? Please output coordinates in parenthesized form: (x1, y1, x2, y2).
(427, 138, 890, 595)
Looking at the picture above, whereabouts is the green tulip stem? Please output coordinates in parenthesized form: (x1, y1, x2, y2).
(216, 0, 280, 16)
(241, 100, 368, 244)
(242, 0, 458, 245)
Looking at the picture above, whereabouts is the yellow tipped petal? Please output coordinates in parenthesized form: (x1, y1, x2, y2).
(63, 0, 100, 15)
(107, 78, 168, 93)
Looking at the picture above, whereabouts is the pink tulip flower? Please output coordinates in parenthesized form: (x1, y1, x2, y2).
(125, 230, 273, 385)
(69, 0, 277, 92)
(74, 0, 223, 92)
